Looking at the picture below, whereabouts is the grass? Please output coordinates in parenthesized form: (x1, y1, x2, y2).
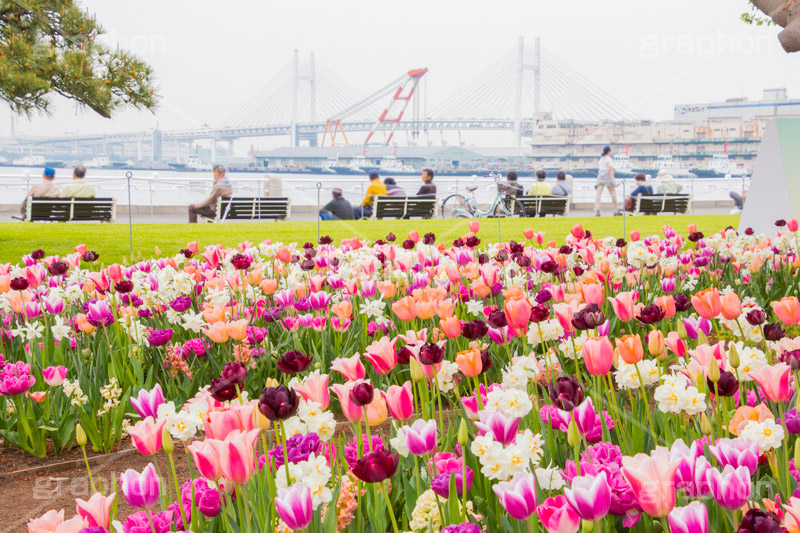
(0, 215, 739, 263)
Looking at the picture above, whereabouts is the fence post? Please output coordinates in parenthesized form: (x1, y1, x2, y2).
(23, 170, 31, 195)
(150, 173, 158, 217)
(621, 179, 627, 237)
(126, 171, 134, 261)
(316, 182, 322, 244)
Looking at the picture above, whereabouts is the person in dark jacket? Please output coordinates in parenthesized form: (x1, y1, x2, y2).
(384, 177, 406, 196)
(416, 168, 437, 196)
(320, 188, 354, 220)
(629, 173, 654, 197)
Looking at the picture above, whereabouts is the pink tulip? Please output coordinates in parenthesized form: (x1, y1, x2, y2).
(406, 419, 438, 456)
(552, 301, 578, 333)
(469, 220, 480, 233)
(129, 384, 165, 420)
(773, 296, 800, 326)
(668, 439, 710, 498)
(621, 450, 681, 517)
(42, 366, 67, 387)
(536, 495, 580, 533)
(363, 336, 398, 375)
(127, 416, 166, 456)
(120, 463, 160, 509)
(580, 284, 604, 306)
(204, 402, 257, 440)
(665, 331, 687, 358)
(563, 471, 612, 521)
(608, 292, 636, 323)
(382, 381, 414, 421)
(582, 337, 614, 376)
(75, 492, 115, 529)
(208, 428, 261, 484)
(493, 471, 538, 521)
(293, 372, 330, 409)
(706, 465, 751, 510)
(331, 382, 366, 422)
(748, 363, 792, 402)
(668, 501, 709, 533)
(475, 411, 520, 445)
(330, 353, 366, 381)
(709, 438, 760, 476)
(188, 439, 223, 481)
(275, 482, 313, 531)
(570, 224, 584, 239)
(27, 509, 65, 533)
(504, 298, 532, 330)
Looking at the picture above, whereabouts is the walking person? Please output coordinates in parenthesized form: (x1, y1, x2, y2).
(594, 146, 622, 217)
(188, 164, 233, 223)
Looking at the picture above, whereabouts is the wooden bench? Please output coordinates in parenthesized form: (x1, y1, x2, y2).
(23, 197, 116, 223)
(203, 197, 291, 222)
(516, 195, 570, 217)
(633, 194, 691, 215)
(371, 196, 437, 220)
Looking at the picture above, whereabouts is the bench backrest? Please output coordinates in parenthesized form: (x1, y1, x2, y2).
(515, 195, 570, 217)
(372, 196, 437, 220)
(27, 197, 116, 222)
(216, 197, 291, 221)
(635, 194, 691, 214)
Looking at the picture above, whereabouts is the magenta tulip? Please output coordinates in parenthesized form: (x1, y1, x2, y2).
(275, 482, 313, 531)
(42, 365, 67, 387)
(536, 495, 580, 533)
(493, 471, 537, 521)
(668, 501, 709, 533)
(706, 465, 751, 510)
(405, 419, 437, 456)
(475, 411, 520, 445)
(708, 438, 760, 476)
(119, 463, 160, 509)
(382, 381, 414, 421)
(129, 384, 165, 419)
(563, 471, 612, 521)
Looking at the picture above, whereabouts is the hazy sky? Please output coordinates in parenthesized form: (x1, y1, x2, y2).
(3, 0, 799, 148)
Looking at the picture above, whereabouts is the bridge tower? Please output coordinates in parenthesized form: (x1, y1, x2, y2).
(514, 36, 541, 147)
(290, 49, 318, 147)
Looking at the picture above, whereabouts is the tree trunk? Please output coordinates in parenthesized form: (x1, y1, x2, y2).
(751, 0, 800, 52)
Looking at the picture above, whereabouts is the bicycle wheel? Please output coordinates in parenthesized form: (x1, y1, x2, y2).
(440, 194, 473, 219)
(492, 197, 526, 218)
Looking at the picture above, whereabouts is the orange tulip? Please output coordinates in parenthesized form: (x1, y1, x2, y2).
(691, 288, 722, 320)
(773, 296, 800, 326)
(331, 300, 353, 320)
(246, 269, 263, 286)
(75, 314, 97, 334)
(204, 322, 231, 343)
(654, 295, 676, 319)
(376, 281, 397, 299)
(229, 319, 248, 341)
(615, 334, 644, 364)
(391, 296, 417, 321)
(439, 316, 462, 338)
(729, 404, 774, 435)
(456, 347, 483, 377)
(720, 291, 742, 321)
(647, 330, 666, 357)
(260, 278, 278, 295)
(203, 305, 227, 324)
(416, 301, 436, 320)
(434, 298, 456, 319)
(364, 395, 388, 426)
(276, 246, 292, 263)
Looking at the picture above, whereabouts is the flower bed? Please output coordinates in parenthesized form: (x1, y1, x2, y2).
(4, 219, 800, 532)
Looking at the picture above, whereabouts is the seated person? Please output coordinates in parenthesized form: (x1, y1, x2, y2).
(352, 170, 387, 220)
(551, 171, 572, 197)
(625, 173, 654, 212)
(19, 167, 61, 217)
(320, 188, 354, 220)
(654, 170, 683, 194)
(730, 190, 747, 211)
(416, 169, 437, 196)
(188, 164, 233, 223)
(61, 165, 95, 198)
(498, 170, 523, 197)
(384, 177, 406, 196)
(528, 170, 553, 196)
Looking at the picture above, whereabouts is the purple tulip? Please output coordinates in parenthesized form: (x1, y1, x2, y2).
(492, 471, 537, 521)
(147, 328, 173, 347)
(683, 316, 711, 340)
(267, 433, 323, 467)
(709, 438, 760, 477)
(129, 384, 165, 419)
(475, 411, 520, 445)
(707, 465, 751, 510)
(406, 419, 438, 456)
(668, 501, 709, 533)
(442, 523, 481, 533)
(275, 483, 313, 531)
(563, 471, 612, 521)
(431, 467, 473, 498)
(120, 463, 161, 509)
(169, 295, 192, 312)
(85, 299, 115, 328)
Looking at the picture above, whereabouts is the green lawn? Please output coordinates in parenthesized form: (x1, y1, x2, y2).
(0, 215, 739, 263)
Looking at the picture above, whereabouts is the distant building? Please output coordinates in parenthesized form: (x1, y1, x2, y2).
(674, 88, 800, 123)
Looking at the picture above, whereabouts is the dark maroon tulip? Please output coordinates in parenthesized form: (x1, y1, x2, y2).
(708, 371, 738, 397)
(745, 309, 766, 326)
(672, 293, 692, 313)
(487, 310, 507, 329)
(180, 248, 194, 258)
(615, 238, 627, 248)
(572, 304, 606, 330)
(548, 376, 584, 411)
(494, 250, 509, 262)
(402, 239, 415, 250)
(573, 266, 585, 277)
(461, 320, 488, 340)
(540, 260, 558, 273)
(115, 280, 134, 294)
(780, 349, 800, 371)
(509, 241, 524, 254)
(584, 230, 592, 240)
(535, 289, 552, 304)
(277, 350, 312, 374)
(30, 249, 45, 260)
(10, 277, 29, 291)
(352, 448, 399, 483)
(48, 261, 68, 276)
(477, 253, 488, 265)
(776, 219, 787, 227)
(559, 245, 572, 254)
(736, 508, 784, 533)
(209, 362, 248, 402)
(300, 259, 316, 271)
(687, 232, 704, 242)
(636, 304, 666, 325)
(395, 345, 412, 365)
(319, 235, 332, 245)
(764, 323, 786, 341)
(744, 227, 754, 236)
(513, 254, 531, 268)
(465, 236, 480, 248)
(423, 233, 436, 245)
(349, 381, 374, 407)
(479, 349, 492, 375)
(259, 385, 299, 421)
(452, 238, 464, 248)
(386, 233, 396, 242)
(418, 343, 444, 365)
(231, 253, 252, 270)
(82, 251, 99, 262)
(530, 304, 550, 323)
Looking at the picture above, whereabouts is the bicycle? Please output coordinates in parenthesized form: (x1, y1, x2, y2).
(440, 173, 526, 219)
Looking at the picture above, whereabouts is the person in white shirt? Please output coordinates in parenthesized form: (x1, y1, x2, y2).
(594, 146, 622, 217)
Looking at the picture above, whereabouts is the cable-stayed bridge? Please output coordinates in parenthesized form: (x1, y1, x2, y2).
(11, 37, 639, 160)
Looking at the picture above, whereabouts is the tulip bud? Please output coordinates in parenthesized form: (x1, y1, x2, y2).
(700, 413, 712, 436)
(727, 343, 740, 369)
(458, 418, 469, 446)
(162, 426, 174, 454)
(76, 423, 87, 447)
(707, 357, 720, 384)
(265, 377, 279, 388)
(409, 356, 424, 382)
(253, 408, 272, 430)
(676, 320, 687, 339)
(567, 418, 581, 448)
(696, 329, 709, 346)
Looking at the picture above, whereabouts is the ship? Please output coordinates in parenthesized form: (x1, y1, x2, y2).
(376, 155, 417, 176)
(84, 155, 114, 169)
(634, 154, 697, 178)
(10, 154, 46, 167)
(690, 153, 749, 178)
(331, 154, 369, 175)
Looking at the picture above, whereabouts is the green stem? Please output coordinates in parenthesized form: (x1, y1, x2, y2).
(379, 481, 400, 533)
